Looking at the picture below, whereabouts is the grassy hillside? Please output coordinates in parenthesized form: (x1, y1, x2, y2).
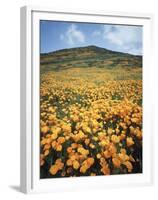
(40, 45, 142, 73)
(40, 45, 142, 178)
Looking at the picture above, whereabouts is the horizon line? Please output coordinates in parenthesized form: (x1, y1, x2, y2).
(40, 44, 142, 56)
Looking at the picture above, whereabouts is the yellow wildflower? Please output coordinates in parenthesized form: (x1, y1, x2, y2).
(73, 160, 80, 170)
(66, 159, 73, 166)
(107, 128, 113, 135)
(56, 144, 62, 151)
(112, 157, 121, 168)
(44, 149, 49, 156)
(80, 165, 88, 173)
(96, 153, 101, 159)
(111, 135, 120, 143)
(57, 137, 65, 144)
(126, 137, 134, 147)
(49, 165, 58, 175)
(124, 161, 133, 172)
(85, 138, 90, 145)
(51, 133, 58, 140)
(101, 164, 110, 175)
(67, 147, 73, 153)
(77, 147, 89, 156)
(41, 126, 49, 134)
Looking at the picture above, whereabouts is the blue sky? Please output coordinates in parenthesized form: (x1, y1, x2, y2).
(40, 20, 142, 55)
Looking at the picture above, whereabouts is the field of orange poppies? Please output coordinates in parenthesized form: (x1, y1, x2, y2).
(40, 67, 142, 178)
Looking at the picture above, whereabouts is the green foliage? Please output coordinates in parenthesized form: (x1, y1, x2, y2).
(40, 45, 142, 73)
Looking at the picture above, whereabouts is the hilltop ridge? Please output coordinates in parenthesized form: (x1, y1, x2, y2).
(40, 45, 142, 72)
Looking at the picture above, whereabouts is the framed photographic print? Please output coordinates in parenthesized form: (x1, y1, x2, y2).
(20, 6, 153, 193)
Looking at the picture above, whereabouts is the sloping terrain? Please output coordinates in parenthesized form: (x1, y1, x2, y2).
(40, 45, 142, 72)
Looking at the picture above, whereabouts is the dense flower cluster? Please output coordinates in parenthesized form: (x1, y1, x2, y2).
(40, 68, 142, 178)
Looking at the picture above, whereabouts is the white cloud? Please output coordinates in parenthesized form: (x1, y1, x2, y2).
(103, 25, 142, 55)
(105, 32, 123, 46)
(60, 24, 85, 46)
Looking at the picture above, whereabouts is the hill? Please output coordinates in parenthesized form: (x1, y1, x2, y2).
(40, 45, 142, 72)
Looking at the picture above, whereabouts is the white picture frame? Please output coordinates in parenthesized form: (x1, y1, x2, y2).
(20, 6, 153, 194)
